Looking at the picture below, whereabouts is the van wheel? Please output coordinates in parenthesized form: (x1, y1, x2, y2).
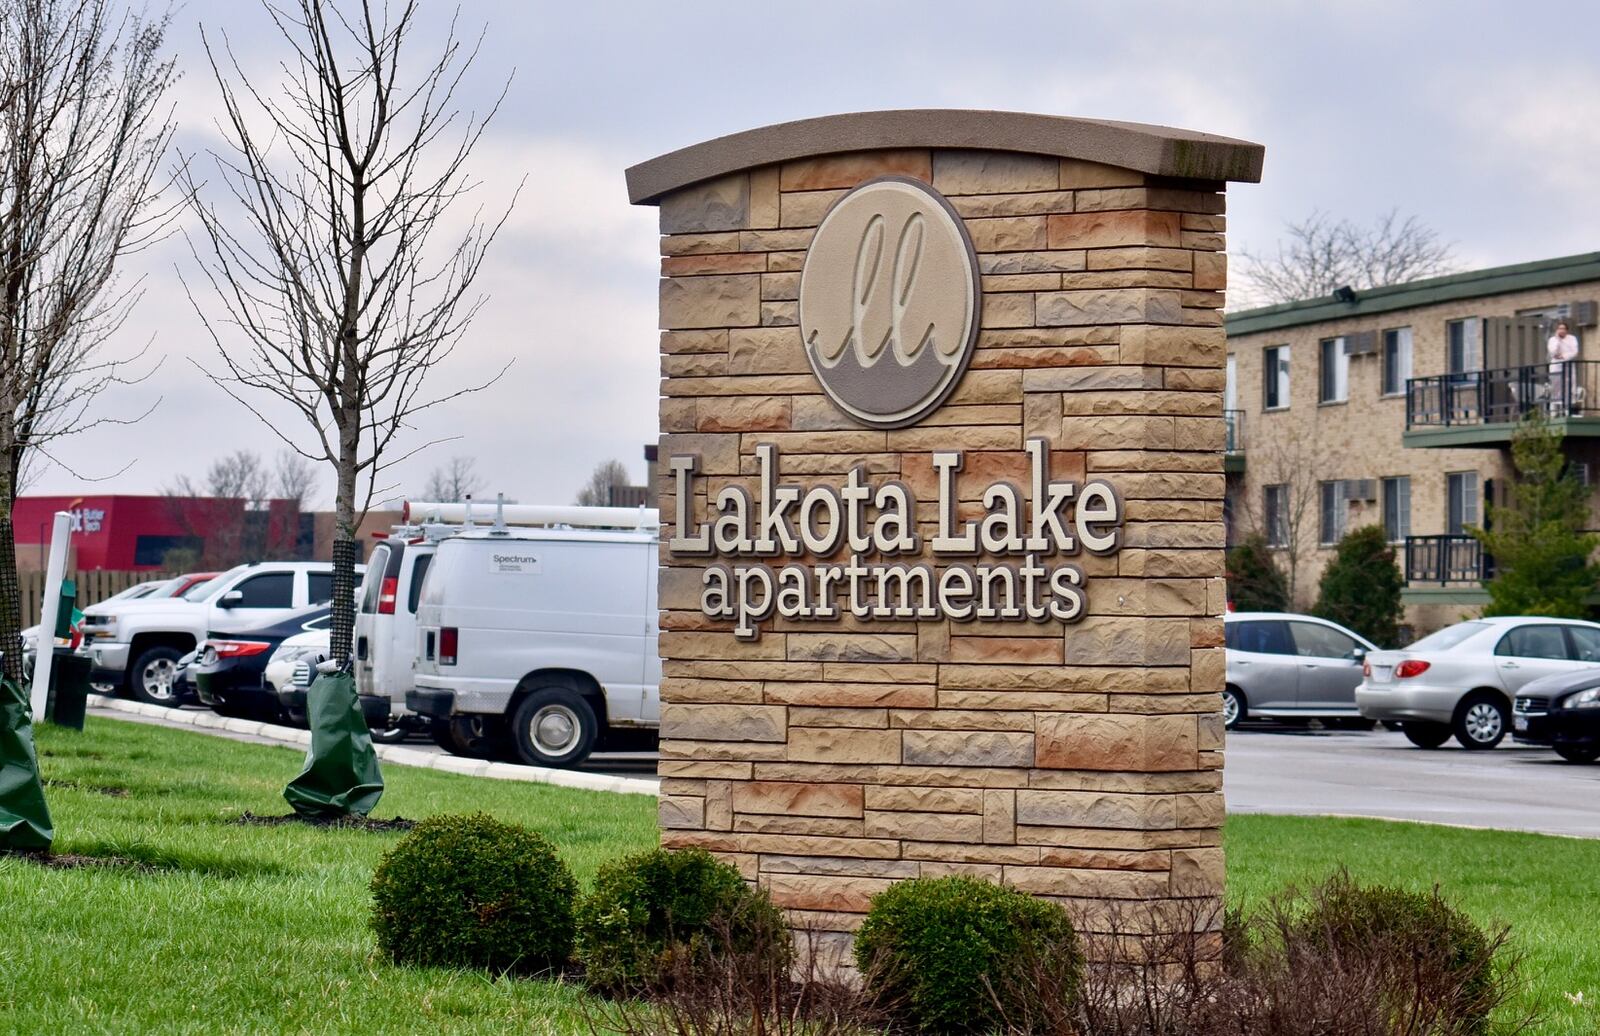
(512, 687, 598, 769)
(431, 715, 507, 759)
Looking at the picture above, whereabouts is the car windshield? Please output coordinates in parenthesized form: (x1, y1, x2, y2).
(183, 567, 243, 602)
(1406, 621, 1490, 653)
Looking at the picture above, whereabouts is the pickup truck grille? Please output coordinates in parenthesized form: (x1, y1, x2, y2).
(1515, 696, 1549, 714)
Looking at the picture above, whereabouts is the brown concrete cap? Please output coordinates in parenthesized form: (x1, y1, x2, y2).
(627, 109, 1264, 204)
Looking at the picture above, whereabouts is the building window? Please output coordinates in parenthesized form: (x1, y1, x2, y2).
(1263, 345, 1290, 410)
(1319, 481, 1347, 545)
(1264, 484, 1289, 547)
(1382, 327, 1413, 396)
(1382, 476, 1411, 543)
(1447, 472, 1479, 534)
(1319, 338, 1348, 403)
(1224, 354, 1237, 411)
(1446, 318, 1481, 374)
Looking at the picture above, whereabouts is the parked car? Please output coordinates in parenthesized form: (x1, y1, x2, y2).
(1512, 668, 1600, 763)
(1222, 612, 1377, 730)
(1357, 617, 1600, 750)
(82, 561, 358, 707)
(269, 626, 398, 738)
(409, 520, 660, 768)
(194, 606, 331, 720)
(353, 528, 442, 733)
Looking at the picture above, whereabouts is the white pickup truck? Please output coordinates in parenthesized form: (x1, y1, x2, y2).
(84, 561, 350, 705)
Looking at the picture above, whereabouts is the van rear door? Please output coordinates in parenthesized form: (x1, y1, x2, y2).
(354, 542, 395, 697)
(640, 540, 660, 724)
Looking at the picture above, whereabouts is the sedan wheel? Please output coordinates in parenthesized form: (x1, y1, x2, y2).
(1453, 695, 1508, 750)
(1401, 721, 1452, 749)
(1554, 743, 1600, 764)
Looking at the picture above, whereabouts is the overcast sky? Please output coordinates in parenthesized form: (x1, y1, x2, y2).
(29, 0, 1600, 506)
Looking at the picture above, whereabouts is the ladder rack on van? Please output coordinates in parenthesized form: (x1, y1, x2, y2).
(401, 498, 661, 531)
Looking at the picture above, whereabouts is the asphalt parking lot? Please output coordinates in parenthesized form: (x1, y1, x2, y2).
(1225, 724, 1600, 839)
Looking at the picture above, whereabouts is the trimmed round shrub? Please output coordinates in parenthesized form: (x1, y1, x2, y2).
(854, 875, 1082, 1036)
(576, 847, 788, 994)
(1293, 872, 1499, 1030)
(370, 812, 576, 974)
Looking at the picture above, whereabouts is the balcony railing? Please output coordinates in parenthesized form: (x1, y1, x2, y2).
(1224, 409, 1244, 453)
(1406, 360, 1600, 429)
(1405, 534, 1492, 586)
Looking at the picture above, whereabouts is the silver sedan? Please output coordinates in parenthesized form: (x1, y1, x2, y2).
(1223, 612, 1377, 730)
(1357, 616, 1600, 750)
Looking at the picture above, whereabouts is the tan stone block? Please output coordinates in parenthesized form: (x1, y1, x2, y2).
(661, 231, 741, 256)
(948, 636, 1063, 665)
(1165, 367, 1226, 392)
(667, 831, 905, 859)
(902, 730, 1034, 768)
(727, 326, 808, 375)
(1118, 325, 1225, 367)
(761, 272, 801, 301)
(1181, 230, 1225, 251)
(659, 676, 764, 704)
(979, 249, 1087, 275)
(947, 369, 1024, 404)
(696, 396, 791, 432)
(734, 815, 863, 837)
(661, 397, 698, 432)
(1170, 847, 1225, 896)
(864, 786, 985, 814)
(1037, 288, 1181, 327)
(1175, 792, 1225, 827)
(739, 228, 815, 252)
(1059, 159, 1144, 188)
(941, 662, 1187, 692)
(932, 150, 1060, 194)
(732, 781, 864, 818)
(1048, 210, 1180, 249)
(984, 789, 1016, 844)
(1085, 246, 1193, 272)
(1197, 714, 1225, 751)
(920, 861, 1003, 880)
(982, 273, 1062, 293)
(1024, 391, 1061, 439)
(1074, 187, 1224, 215)
(1060, 269, 1193, 290)
(780, 150, 932, 191)
(660, 329, 729, 357)
(662, 352, 727, 377)
(1035, 713, 1199, 772)
(865, 809, 986, 841)
(1182, 213, 1226, 232)
(706, 781, 733, 830)
(761, 300, 798, 326)
(657, 759, 754, 780)
(902, 842, 1040, 865)
(1063, 616, 1191, 666)
(760, 855, 921, 878)
(748, 165, 780, 229)
(779, 188, 845, 228)
(662, 252, 768, 276)
(788, 727, 903, 764)
(1058, 414, 1175, 450)
(977, 291, 1035, 329)
(660, 703, 788, 742)
(888, 709, 1034, 732)
(1036, 846, 1170, 870)
(659, 430, 741, 473)
(764, 873, 896, 913)
(1003, 865, 1169, 899)
(790, 706, 889, 728)
(822, 662, 939, 684)
(1117, 549, 1223, 579)
(1022, 366, 1162, 392)
(952, 191, 1075, 218)
(1193, 250, 1227, 290)
(660, 796, 705, 829)
(917, 620, 949, 663)
(785, 632, 918, 663)
(1012, 826, 1211, 851)
(1191, 647, 1225, 693)
(660, 274, 760, 329)
(659, 738, 789, 762)
(1016, 790, 1177, 830)
(659, 778, 706, 796)
(767, 250, 807, 272)
(666, 660, 825, 682)
(661, 173, 750, 234)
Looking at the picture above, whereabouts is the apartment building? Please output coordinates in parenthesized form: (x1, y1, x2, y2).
(1223, 251, 1600, 634)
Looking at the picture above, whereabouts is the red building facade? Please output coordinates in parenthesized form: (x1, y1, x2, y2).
(12, 495, 305, 571)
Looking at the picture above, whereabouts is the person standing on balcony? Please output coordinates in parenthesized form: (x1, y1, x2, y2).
(1548, 320, 1581, 415)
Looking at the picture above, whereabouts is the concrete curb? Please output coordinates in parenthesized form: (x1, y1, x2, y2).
(87, 697, 660, 798)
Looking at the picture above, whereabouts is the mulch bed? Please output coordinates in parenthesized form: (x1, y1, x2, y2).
(232, 810, 415, 832)
(1, 849, 148, 871)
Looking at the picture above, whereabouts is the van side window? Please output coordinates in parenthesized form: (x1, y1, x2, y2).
(359, 546, 391, 613)
(408, 554, 433, 613)
(1228, 620, 1293, 655)
(234, 573, 293, 609)
(309, 573, 334, 606)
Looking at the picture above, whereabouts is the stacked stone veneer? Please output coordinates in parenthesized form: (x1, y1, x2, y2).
(652, 147, 1230, 947)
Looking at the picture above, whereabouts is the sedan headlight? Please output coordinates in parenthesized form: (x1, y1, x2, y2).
(1562, 688, 1600, 709)
(270, 645, 321, 666)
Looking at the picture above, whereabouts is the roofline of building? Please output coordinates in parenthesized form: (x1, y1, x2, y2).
(1224, 251, 1600, 337)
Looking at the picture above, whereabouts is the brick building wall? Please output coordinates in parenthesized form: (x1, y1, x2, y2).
(632, 112, 1262, 954)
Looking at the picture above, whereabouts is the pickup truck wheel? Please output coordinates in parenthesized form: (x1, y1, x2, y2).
(512, 687, 597, 769)
(129, 647, 184, 707)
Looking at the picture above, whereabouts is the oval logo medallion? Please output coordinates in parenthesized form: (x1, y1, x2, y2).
(798, 177, 981, 428)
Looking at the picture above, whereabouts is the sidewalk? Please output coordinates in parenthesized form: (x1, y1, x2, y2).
(87, 697, 660, 797)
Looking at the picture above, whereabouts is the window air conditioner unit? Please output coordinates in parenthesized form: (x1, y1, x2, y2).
(1572, 300, 1598, 328)
(1342, 330, 1378, 356)
(1343, 479, 1377, 502)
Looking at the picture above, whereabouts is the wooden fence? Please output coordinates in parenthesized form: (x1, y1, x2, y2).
(20, 571, 176, 628)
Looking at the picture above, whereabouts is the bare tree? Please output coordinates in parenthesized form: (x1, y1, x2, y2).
(422, 455, 479, 503)
(1237, 423, 1326, 606)
(0, 0, 176, 684)
(576, 458, 634, 507)
(181, 0, 513, 665)
(1237, 210, 1457, 308)
(274, 449, 319, 509)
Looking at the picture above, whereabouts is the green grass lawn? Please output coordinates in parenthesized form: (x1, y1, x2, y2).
(1, 717, 1595, 1034)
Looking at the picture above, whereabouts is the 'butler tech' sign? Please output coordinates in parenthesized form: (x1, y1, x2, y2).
(667, 176, 1124, 640)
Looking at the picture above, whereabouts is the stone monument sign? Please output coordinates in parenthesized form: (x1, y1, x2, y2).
(627, 110, 1264, 946)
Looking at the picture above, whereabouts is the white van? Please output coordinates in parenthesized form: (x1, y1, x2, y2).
(409, 522, 660, 768)
(353, 526, 444, 728)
